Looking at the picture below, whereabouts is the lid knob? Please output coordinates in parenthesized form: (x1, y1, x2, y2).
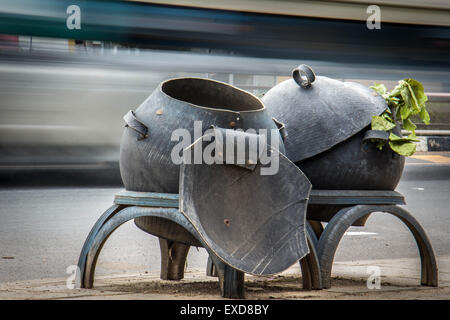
(292, 64, 316, 88)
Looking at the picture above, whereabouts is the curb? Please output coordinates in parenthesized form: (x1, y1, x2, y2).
(415, 136, 450, 152)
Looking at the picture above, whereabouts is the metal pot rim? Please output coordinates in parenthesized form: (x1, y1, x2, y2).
(159, 77, 266, 114)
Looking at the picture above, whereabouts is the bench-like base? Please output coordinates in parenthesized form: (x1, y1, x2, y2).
(77, 189, 438, 298)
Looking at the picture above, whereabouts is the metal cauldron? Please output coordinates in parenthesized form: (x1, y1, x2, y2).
(119, 77, 285, 245)
(262, 65, 405, 191)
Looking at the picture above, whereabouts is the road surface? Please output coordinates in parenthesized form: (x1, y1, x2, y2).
(0, 155, 449, 283)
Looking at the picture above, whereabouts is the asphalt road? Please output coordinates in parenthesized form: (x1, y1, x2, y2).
(0, 157, 449, 283)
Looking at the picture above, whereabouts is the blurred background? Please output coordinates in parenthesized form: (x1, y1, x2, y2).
(0, 0, 449, 185)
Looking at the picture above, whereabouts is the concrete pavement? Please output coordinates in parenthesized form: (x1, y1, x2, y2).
(0, 255, 448, 300)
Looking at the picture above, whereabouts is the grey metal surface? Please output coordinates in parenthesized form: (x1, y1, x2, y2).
(114, 189, 405, 206)
(262, 69, 388, 162)
(77, 204, 124, 283)
(179, 132, 311, 275)
(296, 127, 405, 190)
(299, 229, 322, 290)
(308, 190, 405, 205)
(123, 110, 148, 141)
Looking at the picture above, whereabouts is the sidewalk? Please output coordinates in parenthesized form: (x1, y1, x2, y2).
(409, 151, 450, 164)
(1, 256, 448, 300)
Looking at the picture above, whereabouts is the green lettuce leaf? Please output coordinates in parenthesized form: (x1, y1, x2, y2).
(372, 115, 396, 131)
(402, 118, 416, 133)
(370, 83, 387, 95)
(405, 78, 427, 108)
(389, 132, 420, 143)
(419, 106, 430, 125)
(389, 141, 417, 157)
(399, 103, 412, 120)
(370, 78, 429, 157)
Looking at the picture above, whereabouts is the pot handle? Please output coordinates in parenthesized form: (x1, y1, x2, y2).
(123, 110, 148, 140)
(272, 117, 288, 141)
(362, 130, 390, 143)
(292, 64, 316, 88)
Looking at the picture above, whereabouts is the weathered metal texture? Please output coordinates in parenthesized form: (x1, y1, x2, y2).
(119, 77, 285, 244)
(114, 189, 405, 207)
(307, 189, 406, 226)
(262, 65, 405, 190)
(262, 67, 387, 162)
(78, 206, 225, 290)
(316, 205, 438, 289)
(206, 227, 322, 291)
(296, 126, 405, 190)
(158, 238, 191, 280)
(309, 190, 405, 205)
(179, 130, 312, 275)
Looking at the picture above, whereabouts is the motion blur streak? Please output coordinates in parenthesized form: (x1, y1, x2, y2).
(0, 0, 449, 178)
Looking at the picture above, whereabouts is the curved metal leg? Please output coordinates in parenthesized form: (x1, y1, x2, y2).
(206, 256, 219, 277)
(77, 204, 125, 286)
(317, 205, 438, 289)
(81, 206, 204, 289)
(208, 254, 245, 299)
(307, 220, 324, 240)
(306, 220, 319, 248)
(299, 229, 322, 290)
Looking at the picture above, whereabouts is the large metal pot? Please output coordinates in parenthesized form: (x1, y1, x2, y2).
(119, 77, 285, 244)
(262, 65, 405, 190)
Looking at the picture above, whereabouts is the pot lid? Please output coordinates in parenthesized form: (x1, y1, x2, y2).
(262, 64, 388, 162)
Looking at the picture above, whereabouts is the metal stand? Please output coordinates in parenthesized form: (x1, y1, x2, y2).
(307, 190, 438, 289)
(77, 189, 438, 298)
(77, 190, 321, 299)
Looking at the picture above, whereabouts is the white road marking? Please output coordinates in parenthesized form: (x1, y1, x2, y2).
(344, 231, 378, 236)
